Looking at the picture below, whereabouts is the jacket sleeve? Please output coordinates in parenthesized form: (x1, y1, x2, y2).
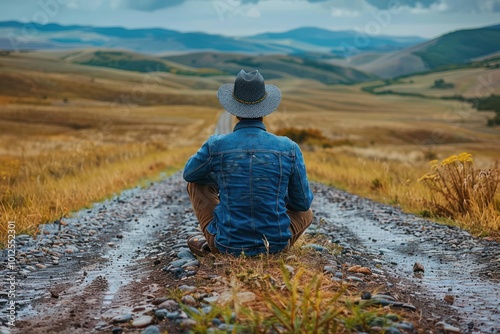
(183, 140, 215, 185)
(287, 143, 314, 211)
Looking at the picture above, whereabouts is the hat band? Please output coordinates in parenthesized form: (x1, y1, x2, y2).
(233, 92, 268, 105)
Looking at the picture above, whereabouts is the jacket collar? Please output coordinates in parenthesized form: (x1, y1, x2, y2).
(233, 120, 267, 132)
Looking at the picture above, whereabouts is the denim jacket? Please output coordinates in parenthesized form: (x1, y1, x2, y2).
(183, 120, 314, 256)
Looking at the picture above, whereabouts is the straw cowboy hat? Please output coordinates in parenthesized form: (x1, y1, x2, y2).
(217, 70, 282, 118)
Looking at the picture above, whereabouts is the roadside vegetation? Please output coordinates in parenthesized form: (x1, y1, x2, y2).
(172, 235, 419, 333)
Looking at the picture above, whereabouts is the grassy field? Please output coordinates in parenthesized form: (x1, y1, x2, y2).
(373, 66, 500, 98)
(0, 51, 221, 244)
(1, 50, 499, 244)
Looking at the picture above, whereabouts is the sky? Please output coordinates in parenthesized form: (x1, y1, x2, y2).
(1, 0, 499, 38)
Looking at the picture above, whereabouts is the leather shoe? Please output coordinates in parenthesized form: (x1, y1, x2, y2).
(187, 235, 211, 257)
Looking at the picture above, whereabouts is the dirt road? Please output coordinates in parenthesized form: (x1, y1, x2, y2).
(1, 114, 499, 333)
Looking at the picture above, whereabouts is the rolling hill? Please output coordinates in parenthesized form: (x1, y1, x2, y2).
(0, 21, 424, 56)
(163, 52, 378, 84)
(352, 24, 500, 78)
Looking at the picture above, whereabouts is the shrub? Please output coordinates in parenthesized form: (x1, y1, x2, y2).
(418, 153, 499, 225)
(275, 127, 341, 148)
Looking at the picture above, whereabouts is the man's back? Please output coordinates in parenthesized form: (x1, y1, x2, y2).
(184, 70, 313, 257)
(184, 119, 313, 255)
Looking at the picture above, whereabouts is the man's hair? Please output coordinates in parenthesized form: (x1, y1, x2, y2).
(237, 117, 264, 121)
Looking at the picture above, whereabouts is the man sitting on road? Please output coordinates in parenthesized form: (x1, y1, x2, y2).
(183, 70, 314, 256)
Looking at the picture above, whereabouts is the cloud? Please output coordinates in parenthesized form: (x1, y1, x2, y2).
(365, 0, 500, 12)
(118, 0, 186, 11)
(365, 0, 438, 9)
(441, 0, 500, 13)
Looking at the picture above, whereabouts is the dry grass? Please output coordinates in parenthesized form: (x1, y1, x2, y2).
(178, 235, 416, 333)
(418, 153, 499, 235)
(0, 53, 221, 245)
(2, 50, 500, 244)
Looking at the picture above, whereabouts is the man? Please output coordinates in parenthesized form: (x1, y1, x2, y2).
(183, 70, 314, 256)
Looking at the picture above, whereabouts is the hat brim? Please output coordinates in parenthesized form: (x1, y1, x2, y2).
(217, 83, 282, 118)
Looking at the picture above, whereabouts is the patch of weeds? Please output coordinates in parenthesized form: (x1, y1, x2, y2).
(263, 264, 343, 333)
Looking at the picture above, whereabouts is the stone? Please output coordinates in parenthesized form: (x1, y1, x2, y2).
(323, 266, 336, 275)
(385, 327, 401, 334)
(166, 311, 180, 319)
(177, 250, 195, 260)
(435, 322, 460, 333)
(132, 315, 153, 328)
(169, 259, 191, 267)
(302, 244, 325, 252)
(444, 295, 455, 305)
(345, 276, 364, 283)
(111, 327, 123, 334)
(141, 326, 161, 334)
(154, 309, 168, 321)
(178, 285, 196, 293)
(284, 265, 295, 276)
(181, 295, 197, 306)
(151, 297, 168, 305)
(181, 260, 200, 268)
(413, 262, 425, 273)
(347, 265, 372, 275)
(180, 319, 197, 330)
(111, 314, 133, 323)
(157, 299, 179, 311)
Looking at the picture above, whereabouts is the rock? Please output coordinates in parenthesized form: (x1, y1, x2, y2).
(385, 327, 402, 334)
(323, 266, 336, 275)
(413, 262, 425, 273)
(397, 322, 415, 331)
(361, 291, 372, 300)
(181, 295, 197, 306)
(372, 294, 397, 301)
(179, 285, 196, 293)
(169, 259, 191, 267)
(111, 327, 123, 334)
(401, 303, 417, 311)
(166, 311, 180, 319)
(372, 299, 403, 307)
(35, 263, 47, 269)
(132, 315, 153, 328)
(345, 276, 364, 283)
(154, 309, 168, 321)
(151, 297, 168, 305)
(181, 260, 200, 268)
(435, 321, 461, 333)
(203, 295, 219, 304)
(111, 314, 133, 323)
(133, 306, 146, 312)
(302, 244, 325, 252)
(177, 250, 195, 260)
(141, 326, 161, 334)
(180, 319, 197, 330)
(444, 295, 455, 305)
(284, 265, 295, 276)
(347, 265, 372, 275)
(157, 299, 179, 311)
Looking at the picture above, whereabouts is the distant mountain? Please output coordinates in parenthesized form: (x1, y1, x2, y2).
(0, 21, 425, 56)
(354, 24, 500, 78)
(249, 27, 427, 55)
